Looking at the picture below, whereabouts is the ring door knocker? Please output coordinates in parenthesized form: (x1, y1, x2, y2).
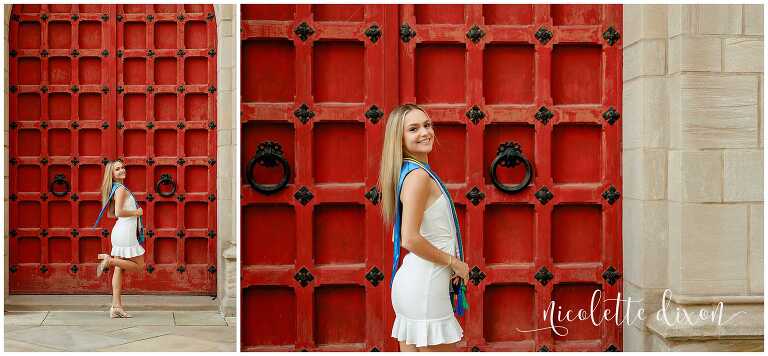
(490, 141, 533, 193)
(155, 173, 177, 197)
(49, 174, 71, 197)
(247, 141, 291, 195)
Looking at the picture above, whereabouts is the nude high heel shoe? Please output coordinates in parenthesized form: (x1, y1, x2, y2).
(96, 254, 111, 277)
(110, 306, 132, 318)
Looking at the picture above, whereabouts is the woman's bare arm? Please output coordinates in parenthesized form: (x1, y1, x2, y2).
(399, 169, 455, 267)
(113, 187, 139, 218)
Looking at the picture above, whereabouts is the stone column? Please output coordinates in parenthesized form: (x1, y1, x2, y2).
(214, 4, 237, 317)
(623, 4, 764, 351)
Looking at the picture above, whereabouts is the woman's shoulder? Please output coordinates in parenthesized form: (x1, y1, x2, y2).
(401, 168, 432, 194)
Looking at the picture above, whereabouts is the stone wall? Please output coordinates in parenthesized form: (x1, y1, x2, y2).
(214, 4, 237, 317)
(623, 4, 763, 351)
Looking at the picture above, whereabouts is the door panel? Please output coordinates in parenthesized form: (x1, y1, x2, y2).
(8, 4, 218, 294)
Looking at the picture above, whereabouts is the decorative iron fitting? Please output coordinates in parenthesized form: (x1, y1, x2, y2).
(602, 266, 621, 285)
(9, 158, 17, 165)
(70, 157, 79, 165)
(466, 187, 485, 206)
(147, 49, 155, 57)
(116, 121, 124, 129)
(117, 86, 124, 94)
(208, 265, 216, 273)
(177, 121, 185, 129)
(40, 265, 48, 273)
(9, 230, 17, 237)
(465, 105, 485, 125)
(535, 27, 553, 45)
(9, 194, 17, 201)
(365, 105, 384, 124)
(40, 157, 48, 164)
(365, 266, 384, 286)
(539, 345, 550, 352)
(147, 264, 155, 273)
(101, 157, 110, 165)
(40, 193, 48, 201)
(177, 157, 186, 165)
(71, 228, 79, 237)
(146, 14, 154, 22)
(146, 121, 155, 129)
(9, 122, 17, 129)
(41, 49, 49, 57)
(468, 266, 486, 286)
(101, 13, 109, 21)
(208, 230, 216, 238)
(294, 186, 313, 205)
(606, 345, 619, 352)
(207, 193, 216, 201)
(147, 230, 155, 237)
(371, 347, 380, 352)
(41, 85, 48, 93)
(40, 13, 49, 21)
(40, 229, 48, 237)
(208, 121, 217, 129)
(71, 14, 79, 21)
(98, 122, 108, 130)
(177, 265, 186, 272)
(602, 185, 620, 205)
(177, 14, 185, 21)
(535, 106, 554, 125)
(602, 26, 620, 46)
(146, 85, 154, 93)
(177, 48, 186, 57)
(364, 186, 380, 205)
(466, 25, 485, 43)
(117, 49, 124, 57)
(471, 346, 481, 352)
(177, 85, 185, 93)
(40, 121, 48, 128)
(9, 49, 17, 57)
(535, 186, 553, 205)
(177, 230, 185, 238)
(146, 193, 154, 201)
(9, 85, 17, 93)
(535, 266, 553, 286)
(71, 85, 79, 93)
(71, 121, 80, 129)
(70, 193, 79, 201)
(364, 24, 382, 43)
(294, 22, 315, 41)
(102, 229, 109, 237)
(176, 194, 185, 202)
(293, 104, 315, 124)
(400, 23, 416, 42)
(101, 85, 109, 94)
(71, 48, 80, 57)
(602, 107, 620, 125)
(101, 49, 109, 57)
(9, 265, 17, 273)
(208, 49, 217, 56)
(116, 14, 123, 22)
(294, 267, 314, 287)
(208, 158, 216, 165)
(146, 157, 155, 165)
(207, 13, 215, 21)
(208, 86, 217, 93)
(70, 264, 79, 273)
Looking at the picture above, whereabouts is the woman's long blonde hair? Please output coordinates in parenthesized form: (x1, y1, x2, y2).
(100, 160, 122, 218)
(378, 104, 428, 225)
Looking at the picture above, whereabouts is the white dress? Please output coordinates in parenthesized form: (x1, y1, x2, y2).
(390, 192, 464, 347)
(110, 187, 145, 258)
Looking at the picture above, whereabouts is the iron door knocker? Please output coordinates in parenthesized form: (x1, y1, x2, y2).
(247, 141, 291, 195)
(489, 141, 533, 193)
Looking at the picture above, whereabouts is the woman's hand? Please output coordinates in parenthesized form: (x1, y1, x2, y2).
(135, 207, 143, 216)
(450, 258, 469, 282)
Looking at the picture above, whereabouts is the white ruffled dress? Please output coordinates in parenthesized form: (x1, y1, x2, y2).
(390, 193, 463, 347)
(110, 187, 145, 258)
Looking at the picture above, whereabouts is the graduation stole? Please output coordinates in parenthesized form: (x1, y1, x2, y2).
(390, 157, 469, 316)
(93, 182, 145, 245)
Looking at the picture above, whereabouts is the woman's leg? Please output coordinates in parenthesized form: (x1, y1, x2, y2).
(399, 342, 419, 352)
(128, 255, 145, 273)
(109, 256, 141, 273)
(111, 266, 123, 307)
(417, 342, 458, 352)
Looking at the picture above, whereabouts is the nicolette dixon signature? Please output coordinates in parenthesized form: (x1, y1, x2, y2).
(516, 289, 747, 336)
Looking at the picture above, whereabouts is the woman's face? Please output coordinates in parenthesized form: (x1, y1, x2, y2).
(402, 109, 434, 156)
(112, 162, 126, 180)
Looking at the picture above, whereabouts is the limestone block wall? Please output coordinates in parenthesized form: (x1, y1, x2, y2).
(623, 4, 763, 351)
(214, 4, 237, 317)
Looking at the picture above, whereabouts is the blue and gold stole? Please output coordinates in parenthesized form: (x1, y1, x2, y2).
(390, 157, 469, 316)
(93, 182, 145, 245)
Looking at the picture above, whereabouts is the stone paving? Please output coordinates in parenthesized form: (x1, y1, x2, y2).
(4, 311, 236, 352)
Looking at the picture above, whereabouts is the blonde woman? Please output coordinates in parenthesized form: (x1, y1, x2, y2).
(93, 160, 146, 318)
(379, 104, 470, 351)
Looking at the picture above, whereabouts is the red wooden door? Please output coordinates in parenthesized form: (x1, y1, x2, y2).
(241, 4, 622, 352)
(8, 4, 218, 295)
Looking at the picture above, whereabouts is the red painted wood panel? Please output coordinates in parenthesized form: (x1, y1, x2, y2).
(8, 4, 218, 294)
(241, 4, 622, 352)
